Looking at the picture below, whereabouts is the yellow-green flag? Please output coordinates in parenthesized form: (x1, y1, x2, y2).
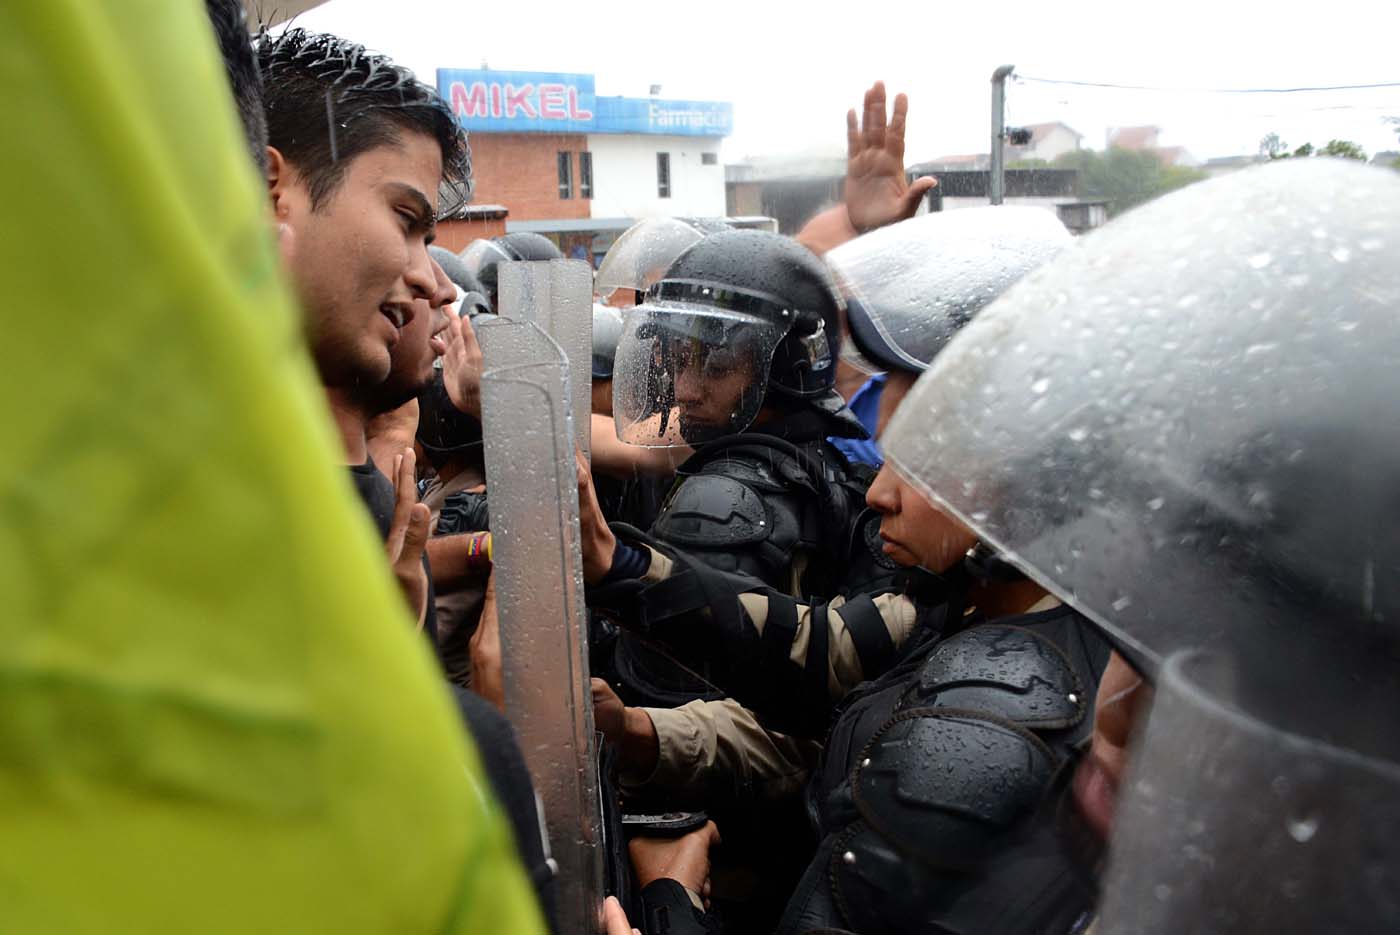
(0, 2, 546, 932)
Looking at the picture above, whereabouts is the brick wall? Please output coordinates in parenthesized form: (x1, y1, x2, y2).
(467, 133, 592, 221)
(434, 217, 509, 253)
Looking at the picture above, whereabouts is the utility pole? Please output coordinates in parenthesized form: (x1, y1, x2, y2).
(990, 64, 1015, 205)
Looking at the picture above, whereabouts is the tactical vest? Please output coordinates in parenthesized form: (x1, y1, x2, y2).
(649, 433, 892, 602)
(780, 604, 1111, 935)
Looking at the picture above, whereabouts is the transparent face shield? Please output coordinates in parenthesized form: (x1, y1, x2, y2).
(880, 159, 1400, 672)
(594, 218, 715, 306)
(611, 303, 785, 447)
(459, 239, 513, 308)
(826, 206, 1071, 372)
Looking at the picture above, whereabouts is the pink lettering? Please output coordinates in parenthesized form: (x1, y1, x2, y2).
(491, 84, 502, 118)
(538, 83, 568, 119)
(567, 86, 594, 121)
(504, 83, 538, 119)
(451, 81, 489, 118)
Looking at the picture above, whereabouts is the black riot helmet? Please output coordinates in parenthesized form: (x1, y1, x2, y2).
(428, 245, 491, 317)
(415, 370, 482, 455)
(459, 232, 564, 311)
(611, 229, 846, 446)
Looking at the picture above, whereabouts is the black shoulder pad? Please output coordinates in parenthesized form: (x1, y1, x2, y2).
(652, 473, 771, 549)
(687, 438, 820, 496)
(912, 624, 1087, 731)
(852, 708, 1056, 870)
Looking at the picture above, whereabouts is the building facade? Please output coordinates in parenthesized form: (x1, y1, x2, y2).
(435, 68, 732, 263)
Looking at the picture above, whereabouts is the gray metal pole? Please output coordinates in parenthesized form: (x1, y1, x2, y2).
(990, 64, 1015, 205)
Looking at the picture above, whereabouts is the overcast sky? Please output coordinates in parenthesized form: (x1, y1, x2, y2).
(268, 0, 1400, 164)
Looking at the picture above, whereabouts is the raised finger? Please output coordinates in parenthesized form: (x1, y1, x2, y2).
(862, 83, 878, 150)
(887, 92, 910, 159)
(867, 80, 887, 150)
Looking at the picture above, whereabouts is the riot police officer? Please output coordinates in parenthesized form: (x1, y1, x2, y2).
(876, 155, 1400, 935)
(598, 229, 887, 711)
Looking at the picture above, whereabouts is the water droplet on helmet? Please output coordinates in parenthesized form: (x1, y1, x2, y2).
(1287, 814, 1320, 843)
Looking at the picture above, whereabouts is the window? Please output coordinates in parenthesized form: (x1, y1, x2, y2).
(657, 152, 671, 198)
(557, 152, 573, 199)
(701, 152, 718, 166)
(579, 151, 593, 200)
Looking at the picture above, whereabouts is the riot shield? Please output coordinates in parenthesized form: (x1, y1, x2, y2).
(499, 259, 593, 459)
(479, 318, 603, 933)
(1096, 649, 1400, 934)
(881, 158, 1400, 670)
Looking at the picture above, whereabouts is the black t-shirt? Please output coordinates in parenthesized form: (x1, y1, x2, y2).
(348, 459, 438, 646)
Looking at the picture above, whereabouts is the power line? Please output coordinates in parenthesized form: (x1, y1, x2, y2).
(1016, 75, 1400, 94)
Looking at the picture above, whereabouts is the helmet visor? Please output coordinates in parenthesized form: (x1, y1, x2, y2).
(596, 218, 713, 298)
(459, 239, 512, 279)
(612, 304, 784, 447)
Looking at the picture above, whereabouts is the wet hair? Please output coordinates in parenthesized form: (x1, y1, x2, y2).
(204, 0, 268, 173)
(255, 28, 470, 215)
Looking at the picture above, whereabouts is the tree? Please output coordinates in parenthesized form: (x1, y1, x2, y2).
(1053, 147, 1207, 217)
(1260, 132, 1367, 161)
(1318, 139, 1367, 160)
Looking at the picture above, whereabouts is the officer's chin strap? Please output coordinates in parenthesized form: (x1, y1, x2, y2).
(962, 541, 1028, 584)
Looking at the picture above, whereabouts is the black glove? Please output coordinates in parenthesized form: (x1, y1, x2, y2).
(435, 490, 490, 536)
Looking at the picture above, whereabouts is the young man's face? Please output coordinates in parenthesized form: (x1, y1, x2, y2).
(274, 131, 443, 388)
(362, 258, 456, 414)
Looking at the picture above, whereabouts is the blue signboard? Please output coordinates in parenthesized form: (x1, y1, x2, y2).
(438, 68, 732, 137)
(592, 96, 733, 137)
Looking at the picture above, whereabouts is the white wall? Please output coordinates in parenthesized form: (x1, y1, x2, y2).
(1030, 126, 1081, 162)
(586, 134, 727, 219)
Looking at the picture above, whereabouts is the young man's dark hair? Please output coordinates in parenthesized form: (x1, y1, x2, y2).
(204, 0, 268, 173)
(256, 28, 471, 215)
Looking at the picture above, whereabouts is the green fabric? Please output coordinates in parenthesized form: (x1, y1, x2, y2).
(0, 2, 546, 932)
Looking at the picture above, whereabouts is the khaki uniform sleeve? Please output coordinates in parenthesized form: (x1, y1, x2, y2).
(641, 544, 674, 584)
(624, 700, 820, 807)
(737, 592, 920, 702)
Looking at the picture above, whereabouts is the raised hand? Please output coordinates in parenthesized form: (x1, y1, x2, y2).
(442, 312, 484, 419)
(844, 81, 937, 234)
(385, 448, 432, 630)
